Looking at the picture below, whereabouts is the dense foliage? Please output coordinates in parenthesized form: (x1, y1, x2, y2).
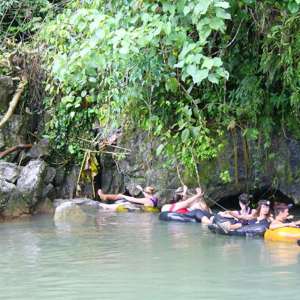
(2, 0, 300, 180)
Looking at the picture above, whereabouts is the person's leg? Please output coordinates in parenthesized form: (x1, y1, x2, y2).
(98, 189, 122, 201)
(217, 221, 242, 234)
(99, 202, 130, 210)
(202, 211, 214, 224)
(186, 209, 213, 223)
(228, 223, 242, 230)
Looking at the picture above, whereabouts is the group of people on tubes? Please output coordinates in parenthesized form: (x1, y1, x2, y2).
(97, 184, 300, 233)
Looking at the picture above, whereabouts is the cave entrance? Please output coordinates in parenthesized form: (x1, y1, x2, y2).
(210, 187, 294, 211)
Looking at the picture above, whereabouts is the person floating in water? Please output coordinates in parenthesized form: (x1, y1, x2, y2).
(218, 193, 256, 221)
(215, 200, 273, 234)
(161, 185, 215, 223)
(98, 185, 159, 210)
(269, 204, 300, 230)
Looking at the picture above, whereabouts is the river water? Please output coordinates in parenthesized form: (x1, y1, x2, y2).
(0, 206, 299, 300)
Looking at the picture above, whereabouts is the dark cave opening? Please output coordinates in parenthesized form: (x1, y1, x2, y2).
(210, 187, 295, 211)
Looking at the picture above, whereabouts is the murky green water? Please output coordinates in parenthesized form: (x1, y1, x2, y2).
(0, 206, 299, 300)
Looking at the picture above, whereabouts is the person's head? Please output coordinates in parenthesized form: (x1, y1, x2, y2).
(256, 199, 271, 218)
(170, 193, 183, 204)
(238, 193, 250, 207)
(175, 187, 184, 195)
(274, 204, 293, 220)
(143, 187, 155, 195)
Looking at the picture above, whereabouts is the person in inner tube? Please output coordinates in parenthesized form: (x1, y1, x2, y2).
(161, 185, 215, 223)
(98, 185, 159, 210)
(215, 200, 274, 234)
(218, 193, 257, 223)
(269, 204, 300, 230)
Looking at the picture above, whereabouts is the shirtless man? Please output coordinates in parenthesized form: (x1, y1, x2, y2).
(269, 204, 300, 230)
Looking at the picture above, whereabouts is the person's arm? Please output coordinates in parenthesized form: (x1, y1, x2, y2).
(218, 210, 238, 218)
(225, 210, 253, 221)
(269, 220, 297, 230)
(182, 185, 188, 201)
(173, 188, 204, 211)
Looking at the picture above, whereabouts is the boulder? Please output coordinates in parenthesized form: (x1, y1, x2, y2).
(0, 179, 23, 212)
(0, 161, 20, 183)
(44, 167, 56, 185)
(53, 201, 89, 221)
(43, 183, 56, 201)
(18, 138, 50, 166)
(59, 166, 80, 199)
(34, 198, 55, 215)
(16, 160, 47, 206)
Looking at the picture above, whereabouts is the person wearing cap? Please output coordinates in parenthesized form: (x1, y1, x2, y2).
(216, 199, 273, 234)
(269, 204, 300, 230)
(98, 185, 159, 210)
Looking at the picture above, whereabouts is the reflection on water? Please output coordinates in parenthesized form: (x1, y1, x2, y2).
(264, 240, 299, 267)
(0, 210, 300, 300)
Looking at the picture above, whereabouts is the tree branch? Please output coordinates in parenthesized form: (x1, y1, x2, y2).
(0, 74, 28, 130)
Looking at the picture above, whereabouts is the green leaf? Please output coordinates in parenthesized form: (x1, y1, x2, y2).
(183, 6, 191, 15)
(168, 53, 177, 68)
(169, 78, 179, 92)
(202, 58, 214, 70)
(156, 144, 165, 156)
(209, 17, 224, 30)
(119, 46, 129, 54)
(216, 8, 231, 20)
(77, 22, 87, 32)
(288, 2, 300, 14)
(214, 2, 230, 9)
(187, 64, 197, 77)
(208, 73, 219, 83)
(163, 21, 172, 35)
(198, 25, 212, 44)
(216, 68, 229, 79)
(174, 60, 184, 68)
(190, 127, 199, 139)
(181, 128, 190, 142)
(213, 57, 223, 67)
(193, 69, 209, 84)
(167, 144, 174, 154)
(95, 28, 105, 40)
(194, 1, 210, 15)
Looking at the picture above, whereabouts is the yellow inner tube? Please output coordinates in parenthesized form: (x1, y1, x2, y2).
(264, 227, 300, 243)
(116, 204, 161, 213)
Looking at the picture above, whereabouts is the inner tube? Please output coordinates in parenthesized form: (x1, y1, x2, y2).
(208, 223, 269, 237)
(158, 211, 198, 222)
(116, 204, 160, 213)
(264, 227, 300, 243)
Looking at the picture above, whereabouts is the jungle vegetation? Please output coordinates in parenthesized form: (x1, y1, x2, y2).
(1, 0, 300, 182)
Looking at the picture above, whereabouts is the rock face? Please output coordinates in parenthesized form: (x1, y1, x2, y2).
(99, 128, 300, 206)
(0, 115, 29, 161)
(0, 76, 14, 111)
(0, 161, 20, 183)
(17, 160, 47, 206)
(0, 139, 56, 220)
(18, 138, 50, 166)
